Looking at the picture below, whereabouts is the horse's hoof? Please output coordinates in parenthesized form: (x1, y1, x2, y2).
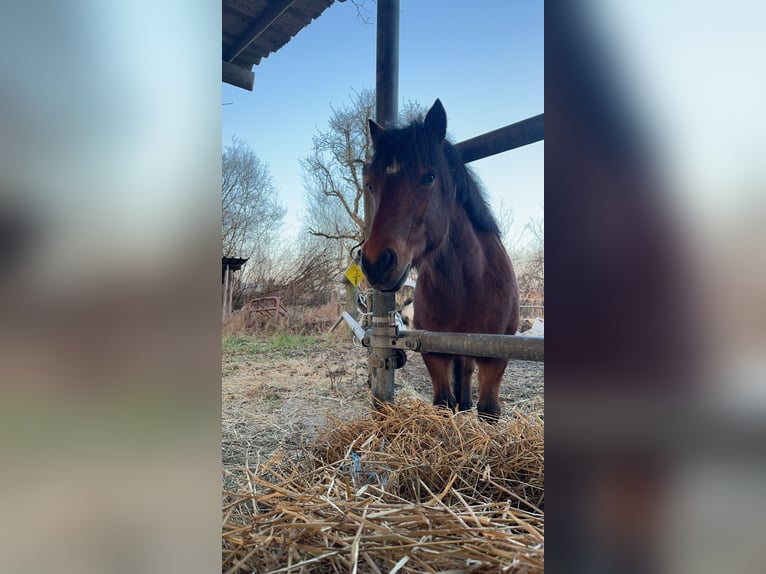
(433, 397, 456, 411)
(432, 403, 455, 417)
(477, 400, 501, 422)
(477, 410, 501, 423)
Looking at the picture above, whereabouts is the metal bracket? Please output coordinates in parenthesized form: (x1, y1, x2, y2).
(389, 333, 420, 352)
(370, 349, 407, 369)
(365, 324, 421, 353)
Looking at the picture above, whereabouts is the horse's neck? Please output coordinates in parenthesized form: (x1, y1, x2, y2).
(420, 207, 484, 286)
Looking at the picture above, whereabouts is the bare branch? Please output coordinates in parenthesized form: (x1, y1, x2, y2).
(222, 136, 285, 262)
(307, 228, 358, 241)
(296, 89, 427, 286)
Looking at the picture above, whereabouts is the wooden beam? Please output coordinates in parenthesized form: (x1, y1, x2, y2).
(224, 0, 297, 63)
(222, 60, 254, 91)
(228, 275, 235, 318)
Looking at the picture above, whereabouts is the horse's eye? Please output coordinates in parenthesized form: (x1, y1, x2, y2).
(422, 172, 436, 186)
(366, 182, 374, 193)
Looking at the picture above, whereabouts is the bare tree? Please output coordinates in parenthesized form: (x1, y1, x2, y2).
(513, 212, 544, 305)
(300, 89, 374, 253)
(496, 200, 523, 256)
(494, 199, 544, 310)
(222, 137, 285, 283)
(300, 89, 425, 272)
(348, 0, 374, 24)
(280, 235, 341, 306)
(520, 214, 544, 297)
(246, 232, 341, 308)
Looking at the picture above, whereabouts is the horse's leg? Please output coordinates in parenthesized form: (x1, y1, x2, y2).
(475, 358, 508, 421)
(422, 353, 455, 410)
(453, 356, 475, 412)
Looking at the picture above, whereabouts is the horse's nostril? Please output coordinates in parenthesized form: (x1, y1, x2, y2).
(381, 249, 397, 274)
(361, 248, 399, 287)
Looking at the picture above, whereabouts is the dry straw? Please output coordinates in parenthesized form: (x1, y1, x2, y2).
(223, 400, 544, 573)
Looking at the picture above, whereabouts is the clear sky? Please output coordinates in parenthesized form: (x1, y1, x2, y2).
(222, 0, 544, 242)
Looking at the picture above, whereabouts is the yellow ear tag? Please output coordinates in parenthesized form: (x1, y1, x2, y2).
(344, 262, 365, 287)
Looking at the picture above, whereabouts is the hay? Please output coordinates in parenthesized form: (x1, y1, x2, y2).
(223, 400, 544, 573)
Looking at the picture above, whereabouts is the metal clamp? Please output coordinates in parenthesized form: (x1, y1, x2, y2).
(370, 349, 407, 370)
(389, 333, 420, 351)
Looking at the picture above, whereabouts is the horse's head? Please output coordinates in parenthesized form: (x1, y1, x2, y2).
(361, 99, 455, 291)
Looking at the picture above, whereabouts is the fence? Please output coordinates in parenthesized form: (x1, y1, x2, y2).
(520, 298, 545, 321)
(243, 296, 288, 322)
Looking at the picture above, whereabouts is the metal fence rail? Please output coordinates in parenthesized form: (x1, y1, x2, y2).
(342, 313, 544, 363)
(405, 330, 544, 361)
(455, 114, 544, 164)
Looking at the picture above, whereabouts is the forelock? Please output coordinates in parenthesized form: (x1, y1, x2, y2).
(370, 120, 440, 177)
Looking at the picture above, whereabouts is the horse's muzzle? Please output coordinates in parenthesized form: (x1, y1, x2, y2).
(361, 249, 409, 292)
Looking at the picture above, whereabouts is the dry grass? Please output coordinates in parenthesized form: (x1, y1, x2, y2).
(222, 311, 247, 337)
(224, 302, 346, 338)
(222, 336, 370, 496)
(222, 400, 544, 573)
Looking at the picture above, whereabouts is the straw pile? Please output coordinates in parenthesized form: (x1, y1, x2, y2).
(222, 400, 544, 573)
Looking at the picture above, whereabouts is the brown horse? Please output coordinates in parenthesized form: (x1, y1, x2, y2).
(362, 99, 519, 420)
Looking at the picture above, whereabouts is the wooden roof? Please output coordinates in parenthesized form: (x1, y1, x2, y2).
(222, 256, 248, 282)
(223, 256, 248, 271)
(223, 0, 339, 91)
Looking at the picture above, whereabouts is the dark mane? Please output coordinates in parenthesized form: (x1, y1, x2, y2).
(369, 120, 438, 177)
(442, 141, 500, 236)
(370, 118, 501, 236)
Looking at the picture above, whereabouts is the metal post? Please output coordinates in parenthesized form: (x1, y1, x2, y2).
(368, 0, 400, 406)
(343, 281, 358, 338)
(375, 0, 399, 127)
(341, 311, 368, 342)
(455, 114, 544, 163)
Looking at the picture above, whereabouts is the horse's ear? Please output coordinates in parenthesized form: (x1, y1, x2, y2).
(368, 119, 384, 145)
(424, 99, 447, 143)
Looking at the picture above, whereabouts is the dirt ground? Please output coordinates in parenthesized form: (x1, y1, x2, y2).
(222, 334, 543, 494)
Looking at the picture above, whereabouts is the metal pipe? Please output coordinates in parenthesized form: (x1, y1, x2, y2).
(341, 312, 368, 342)
(368, 0, 400, 406)
(343, 321, 544, 362)
(455, 113, 544, 163)
(375, 0, 399, 126)
(369, 290, 397, 404)
(343, 312, 544, 361)
(396, 330, 544, 362)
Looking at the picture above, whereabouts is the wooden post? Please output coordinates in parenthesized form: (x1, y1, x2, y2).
(228, 275, 234, 318)
(222, 265, 230, 321)
(273, 296, 280, 321)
